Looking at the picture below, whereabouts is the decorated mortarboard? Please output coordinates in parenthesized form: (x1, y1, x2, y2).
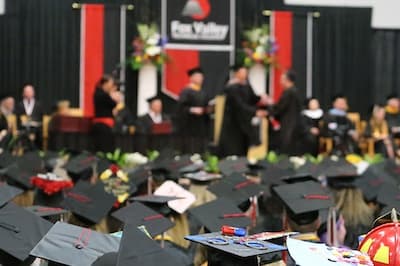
(189, 197, 251, 232)
(116, 224, 184, 266)
(286, 237, 373, 266)
(99, 164, 137, 204)
(154, 180, 196, 214)
(0, 202, 52, 265)
(30, 222, 120, 266)
(218, 157, 249, 177)
(30, 172, 74, 196)
(0, 182, 23, 207)
(187, 67, 204, 77)
(111, 202, 174, 237)
(64, 153, 98, 182)
(207, 173, 263, 205)
(273, 181, 334, 226)
(185, 232, 286, 261)
(61, 181, 117, 224)
(25, 205, 69, 218)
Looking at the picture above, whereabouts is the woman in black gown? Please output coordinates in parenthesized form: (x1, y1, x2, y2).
(300, 98, 323, 156)
(176, 67, 209, 154)
(92, 75, 118, 152)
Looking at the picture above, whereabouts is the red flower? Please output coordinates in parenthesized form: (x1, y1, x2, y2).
(110, 164, 119, 174)
(31, 177, 74, 196)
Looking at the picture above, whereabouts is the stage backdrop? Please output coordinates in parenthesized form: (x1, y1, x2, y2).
(161, 0, 235, 102)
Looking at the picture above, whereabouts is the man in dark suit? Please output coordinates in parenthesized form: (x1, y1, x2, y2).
(15, 84, 44, 149)
(136, 95, 171, 135)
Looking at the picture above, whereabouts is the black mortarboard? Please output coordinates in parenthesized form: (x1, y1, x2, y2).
(64, 153, 98, 182)
(116, 224, 183, 266)
(30, 222, 120, 266)
(185, 232, 286, 260)
(187, 67, 204, 77)
(354, 165, 397, 202)
(4, 164, 36, 190)
(384, 159, 400, 182)
(273, 181, 334, 225)
(376, 183, 400, 209)
(0, 182, 23, 206)
(0, 202, 52, 265)
(111, 202, 174, 237)
(281, 173, 317, 184)
(130, 195, 181, 215)
(218, 157, 249, 177)
(184, 171, 222, 182)
(274, 157, 293, 170)
(92, 252, 118, 266)
(179, 163, 204, 174)
(260, 165, 293, 187)
(154, 154, 193, 181)
(207, 173, 263, 205)
(61, 181, 117, 224)
(25, 205, 69, 218)
(127, 164, 152, 186)
(97, 158, 112, 175)
(246, 161, 269, 176)
(189, 198, 251, 232)
(17, 152, 44, 172)
(146, 94, 163, 103)
(0, 152, 16, 169)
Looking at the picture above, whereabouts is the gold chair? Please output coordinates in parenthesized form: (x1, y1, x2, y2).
(6, 114, 18, 136)
(247, 117, 269, 160)
(42, 115, 52, 151)
(213, 95, 226, 146)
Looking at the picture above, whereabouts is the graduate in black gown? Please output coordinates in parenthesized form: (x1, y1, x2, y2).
(92, 75, 118, 152)
(270, 70, 303, 156)
(176, 67, 209, 154)
(136, 95, 171, 135)
(218, 65, 268, 157)
(300, 98, 323, 156)
(322, 95, 359, 156)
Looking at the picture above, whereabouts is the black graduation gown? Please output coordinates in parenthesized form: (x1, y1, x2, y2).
(271, 87, 303, 156)
(299, 111, 323, 156)
(0, 113, 10, 149)
(15, 100, 44, 123)
(218, 82, 260, 157)
(386, 111, 400, 137)
(322, 112, 357, 156)
(92, 88, 116, 152)
(113, 106, 134, 134)
(136, 113, 171, 135)
(176, 87, 209, 154)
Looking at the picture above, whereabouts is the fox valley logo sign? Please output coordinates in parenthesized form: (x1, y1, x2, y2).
(167, 0, 231, 43)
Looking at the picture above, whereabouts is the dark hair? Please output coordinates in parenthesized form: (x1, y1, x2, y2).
(285, 70, 297, 83)
(304, 97, 318, 108)
(96, 74, 114, 89)
(386, 93, 398, 101)
(331, 93, 346, 103)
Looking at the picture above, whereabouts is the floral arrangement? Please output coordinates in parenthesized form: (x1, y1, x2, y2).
(128, 23, 168, 70)
(239, 24, 277, 68)
(100, 164, 133, 205)
(31, 173, 74, 195)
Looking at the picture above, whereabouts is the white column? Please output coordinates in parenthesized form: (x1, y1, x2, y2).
(248, 63, 267, 95)
(137, 63, 157, 116)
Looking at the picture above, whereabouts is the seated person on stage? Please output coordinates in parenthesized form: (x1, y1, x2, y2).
(0, 94, 14, 149)
(322, 95, 359, 156)
(15, 84, 45, 150)
(136, 95, 171, 135)
(365, 105, 395, 158)
(384, 94, 400, 137)
(300, 98, 323, 156)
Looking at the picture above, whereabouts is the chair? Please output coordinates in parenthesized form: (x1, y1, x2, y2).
(42, 115, 52, 150)
(247, 117, 269, 160)
(213, 95, 226, 146)
(6, 114, 18, 136)
(67, 108, 83, 117)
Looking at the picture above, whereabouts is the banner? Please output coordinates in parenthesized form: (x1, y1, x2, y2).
(162, 0, 235, 99)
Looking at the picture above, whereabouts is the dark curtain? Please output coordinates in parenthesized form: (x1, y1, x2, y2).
(312, 7, 373, 118)
(372, 30, 400, 104)
(0, 0, 80, 112)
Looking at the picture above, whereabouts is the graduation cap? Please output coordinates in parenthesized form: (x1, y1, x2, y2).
(153, 180, 196, 214)
(179, 162, 204, 174)
(280, 173, 317, 184)
(0, 202, 52, 265)
(187, 67, 204, 77)
(154, 154, 193, 181)
(273, 181, 334, 226)
(207, 173, 263, 205)
(376, 183, 400, 209)
(4, 164, 36, 190)
(17, 152, 44, 171)
(42, 151, 62, 172)
(30, 222, 120, 266)
(189, 197, 251, 232)
(111, 202, 174, 237)
(61, 181, 117, 224)
(185, 232, 286, 262)
(25, 205, 69, 218)
(0, 182, 23, 207)
(218, 157, 249, 177)
(146, 94, 163, 103)
(92, 252, 118, 266)
(246, 161, 269, 176)
(64, 153, 98, 182)
(127, 164, 152, 186)
(183, 171, 222, 182)
(0, 152, 16, 169)
(130, 195, 182, 216)
(116, 224, 184, 266)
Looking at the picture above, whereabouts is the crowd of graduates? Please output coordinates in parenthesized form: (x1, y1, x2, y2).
(2, 67, 400, 265)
